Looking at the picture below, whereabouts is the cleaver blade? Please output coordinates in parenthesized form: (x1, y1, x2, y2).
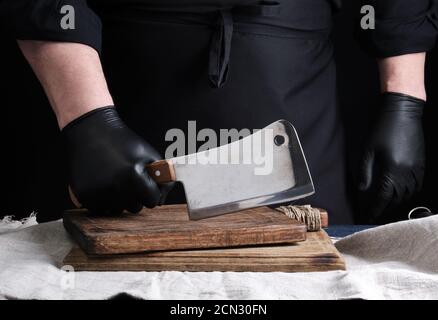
(146, 120, 314, 220)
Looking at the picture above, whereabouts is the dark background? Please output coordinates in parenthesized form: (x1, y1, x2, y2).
(0, 1, 436, 223)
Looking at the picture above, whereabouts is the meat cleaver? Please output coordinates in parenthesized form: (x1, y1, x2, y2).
(146, 120, 314, 220)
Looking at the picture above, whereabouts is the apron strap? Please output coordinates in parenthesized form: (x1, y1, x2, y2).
(208, 2, 281, 88)
(208, 10, 233, 88)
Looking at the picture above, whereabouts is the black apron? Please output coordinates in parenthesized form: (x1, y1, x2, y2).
(92, 0, 354, 224)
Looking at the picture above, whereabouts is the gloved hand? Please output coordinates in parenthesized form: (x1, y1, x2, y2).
(358, 92, 426, 221)
(63, 106, 172, 215)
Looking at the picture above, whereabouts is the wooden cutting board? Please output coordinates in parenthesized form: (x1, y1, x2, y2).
(63, 230, 345, 272)
(63, 204, 322, 255)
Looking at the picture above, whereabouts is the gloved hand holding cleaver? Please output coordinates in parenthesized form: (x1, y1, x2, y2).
(69, 120, 314, 219)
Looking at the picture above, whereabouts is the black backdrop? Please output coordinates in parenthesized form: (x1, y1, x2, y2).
(0, 1, 436, 222)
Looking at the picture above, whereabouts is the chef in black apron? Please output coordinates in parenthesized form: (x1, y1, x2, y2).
(0, 0, 436, 224)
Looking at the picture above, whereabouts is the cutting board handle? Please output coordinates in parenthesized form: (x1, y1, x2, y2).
(68, 186, 82, 208)
(145, 159, 176, 184)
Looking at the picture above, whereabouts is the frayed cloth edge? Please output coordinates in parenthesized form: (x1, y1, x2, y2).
(0, 213, 38, 234)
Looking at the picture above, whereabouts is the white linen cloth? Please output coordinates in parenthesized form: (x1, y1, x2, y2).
(0, 214, 438, 300)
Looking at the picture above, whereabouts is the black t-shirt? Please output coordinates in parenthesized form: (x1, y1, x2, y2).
(0, 0, 437, 57)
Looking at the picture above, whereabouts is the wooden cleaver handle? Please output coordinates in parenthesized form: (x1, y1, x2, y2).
(145, 160, 176, 184)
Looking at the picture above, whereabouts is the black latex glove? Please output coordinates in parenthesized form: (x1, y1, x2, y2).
(358, 92, 425, 221)
(62, 106, 172, 215)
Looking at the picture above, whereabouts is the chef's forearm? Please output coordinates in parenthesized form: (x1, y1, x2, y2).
(378, 53, 427, 101)
(18, 40, 113, 129)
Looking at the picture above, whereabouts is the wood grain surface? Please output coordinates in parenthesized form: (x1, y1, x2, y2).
(63, 230, 345, 272)
(63, 204, 311, 255)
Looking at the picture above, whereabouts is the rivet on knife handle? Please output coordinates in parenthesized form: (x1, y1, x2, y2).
(145, 159, 176, 184)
